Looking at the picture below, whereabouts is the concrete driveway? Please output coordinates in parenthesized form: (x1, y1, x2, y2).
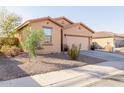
(81, 51, 124, 61)
(87, 71, 124, 87)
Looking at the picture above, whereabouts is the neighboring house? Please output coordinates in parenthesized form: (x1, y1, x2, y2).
(92, 31, 124, 49)
(16, 16, 94, 54)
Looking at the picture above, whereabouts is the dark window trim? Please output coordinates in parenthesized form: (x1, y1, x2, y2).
(61, 29, 63, 52)
(43, 43, 53, 46)
(43, 26, 53, 29)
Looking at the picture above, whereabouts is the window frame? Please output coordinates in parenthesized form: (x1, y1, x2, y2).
(43, 26, 53, 45)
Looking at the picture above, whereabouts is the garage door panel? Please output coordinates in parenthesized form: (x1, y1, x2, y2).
(66, 36, 89, 50)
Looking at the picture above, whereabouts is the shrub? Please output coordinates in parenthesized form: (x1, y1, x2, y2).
(0, 37, 19, 47)
(10, 46, 21, 56)
(1, 45, 11, 56)
(63, 44, 68, 51)
(104, 42, 113, 52)
(68, 44, 81, 60)
(18, 44, 24, 52)
(0, 44, 2, 49)
(0, 45, 21, 57)
(90, 42, 96, 50)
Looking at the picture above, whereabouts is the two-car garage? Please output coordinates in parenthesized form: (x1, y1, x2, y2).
(65, 35, 90, 50)
(63, 23, 93, 51)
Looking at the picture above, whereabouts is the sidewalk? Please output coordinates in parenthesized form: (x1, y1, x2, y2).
(0, 61, 124, 87)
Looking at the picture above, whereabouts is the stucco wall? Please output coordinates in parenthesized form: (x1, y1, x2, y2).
(63, 24, 93, 36)
(92, 38, 114, 48)
(114, 37, 124, 48)
(63, 24, 93, 50)
(66, 36, 89, 50)
(17, 19, 62, 54)
(31, 20, 62, 54)
(17, 19, 93, 53)
(55, 19, 72, 26)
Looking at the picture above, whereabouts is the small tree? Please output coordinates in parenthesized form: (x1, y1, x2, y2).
(23, 28, 44, 62)
(0, 7, 22, 37)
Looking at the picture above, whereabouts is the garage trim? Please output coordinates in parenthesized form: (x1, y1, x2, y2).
(64, 34, 91, 50)
(64, 34, 92, 38)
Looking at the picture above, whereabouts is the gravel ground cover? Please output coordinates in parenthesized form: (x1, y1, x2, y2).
(0, 53, 106, 81)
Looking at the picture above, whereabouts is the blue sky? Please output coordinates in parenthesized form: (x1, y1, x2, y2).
(6, 6, 124, 34)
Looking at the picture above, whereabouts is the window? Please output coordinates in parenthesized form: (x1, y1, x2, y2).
(43, 27, 52, 44)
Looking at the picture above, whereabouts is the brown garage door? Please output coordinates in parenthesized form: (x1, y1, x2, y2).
(66, 36, 89, 50)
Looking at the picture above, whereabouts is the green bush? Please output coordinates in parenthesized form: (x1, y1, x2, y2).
(0, 37, 19, 48)
(0, 44, 2, 49)
(0, 45, 21, 57)
(10, 46, 21, 56)
(18, 44, 24, 52)
(68, 44, 81, 60)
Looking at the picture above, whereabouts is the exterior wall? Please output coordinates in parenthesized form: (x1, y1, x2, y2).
(66, 36, 89, 50)
(92, 37, 114, 48)
(115, 37, 124, 41)
(31, 20, 62, 54)
(63, 24, 93, 50)
(16, 18, 94, 53)
(55, 19, 72, 26)
(17, 20, 62, 54)
(114, 37, 124, 48)
(63, 24, 93, 36)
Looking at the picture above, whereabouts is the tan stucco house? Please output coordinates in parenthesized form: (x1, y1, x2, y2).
(16, 16, 94, 54)
(92, 32, 124, 49)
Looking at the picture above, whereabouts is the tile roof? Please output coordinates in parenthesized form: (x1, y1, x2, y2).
(63, 22, 94, 33)
(54, 16, 74, 24)
(16, 16, 63, 30)
(93, 31, 124, 38)
(16, 16, 94, 33)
